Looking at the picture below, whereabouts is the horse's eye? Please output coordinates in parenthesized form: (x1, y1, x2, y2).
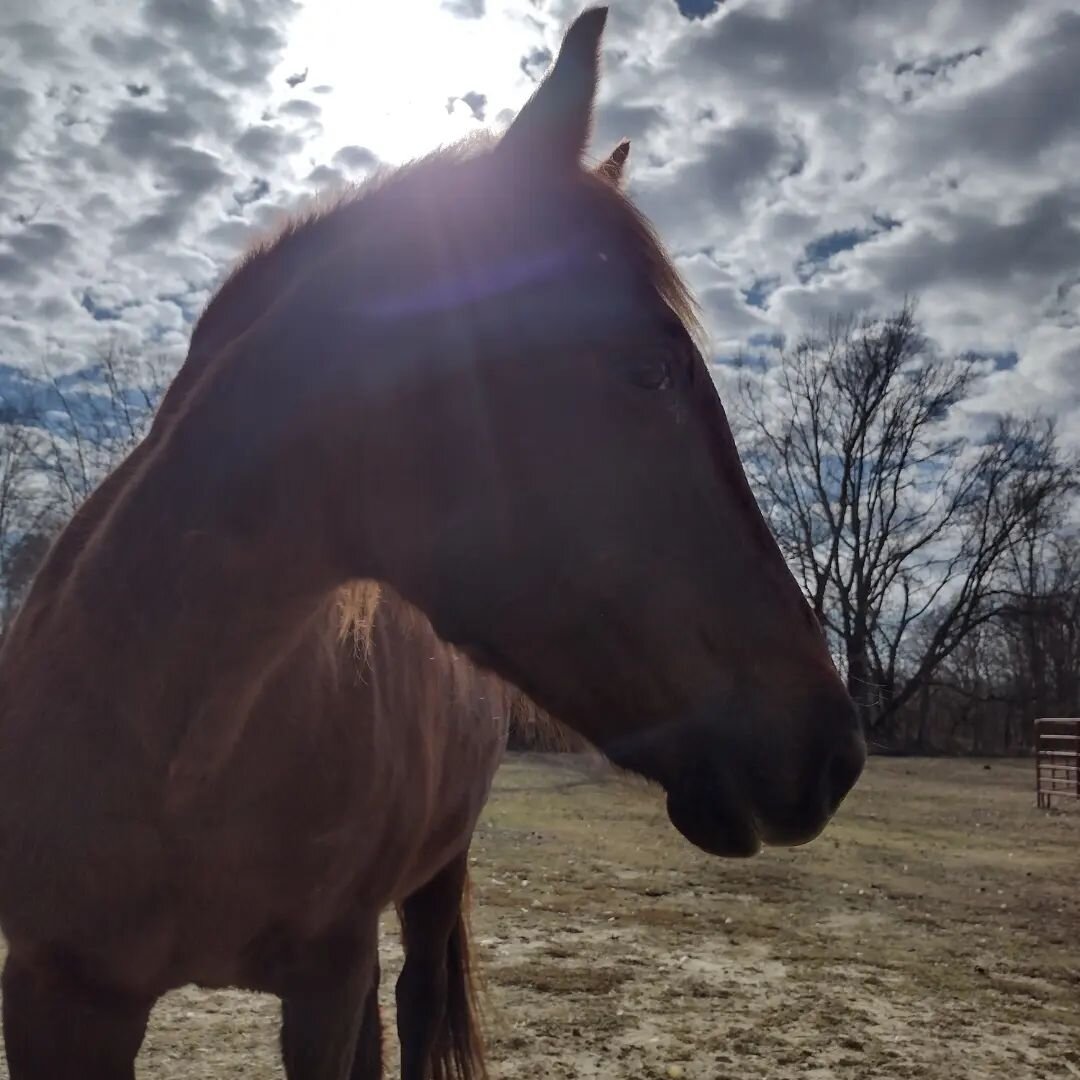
(627, 352, 673, 391)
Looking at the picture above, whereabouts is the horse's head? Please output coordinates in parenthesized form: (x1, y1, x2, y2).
(356, 7, 864, 856)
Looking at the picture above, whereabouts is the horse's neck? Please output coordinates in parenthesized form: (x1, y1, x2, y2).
(5, 306, 364, 766)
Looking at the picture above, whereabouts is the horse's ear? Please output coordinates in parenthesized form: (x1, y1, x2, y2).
(597, 139, 630, 184)
(498, 7, 608, 168)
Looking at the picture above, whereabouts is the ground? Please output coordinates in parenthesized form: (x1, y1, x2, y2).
(1, 755, 1077, 1078)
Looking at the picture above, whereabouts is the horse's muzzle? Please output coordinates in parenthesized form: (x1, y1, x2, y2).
(663, 714, 866, 858)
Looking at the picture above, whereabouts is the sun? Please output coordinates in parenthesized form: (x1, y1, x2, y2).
(276, 1, 541, 167)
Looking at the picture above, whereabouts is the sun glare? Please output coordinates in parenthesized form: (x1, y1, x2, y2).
(276, 1, 540, 167)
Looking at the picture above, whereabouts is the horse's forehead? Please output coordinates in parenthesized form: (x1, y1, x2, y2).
(360, 241, 588, 321)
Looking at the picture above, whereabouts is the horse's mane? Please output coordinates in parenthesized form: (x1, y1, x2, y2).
(336, 579, 382, 655)
(335, 579, 577, 752)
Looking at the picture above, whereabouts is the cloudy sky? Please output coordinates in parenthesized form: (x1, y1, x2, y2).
(1, 0, 1078, 440)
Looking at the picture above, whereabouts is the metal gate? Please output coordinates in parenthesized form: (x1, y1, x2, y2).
(1035, 718, 1080, 808)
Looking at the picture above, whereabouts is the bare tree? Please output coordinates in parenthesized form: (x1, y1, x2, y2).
(0, 342, 172, 632)
(995, 523, 1080, 741)
(28, 342, 171, 518)
(0, 402, 41, 630)
(910, 529, 1080, 753)
(734, 302, 1076, 744)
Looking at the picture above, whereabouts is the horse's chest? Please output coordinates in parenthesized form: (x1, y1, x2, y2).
(168, 727, 488, 940)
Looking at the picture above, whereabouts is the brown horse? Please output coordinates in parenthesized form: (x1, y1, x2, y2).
(0, 6, 865, 1078)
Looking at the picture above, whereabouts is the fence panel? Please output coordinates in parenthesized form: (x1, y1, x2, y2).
(1035, 718, 1080, 809)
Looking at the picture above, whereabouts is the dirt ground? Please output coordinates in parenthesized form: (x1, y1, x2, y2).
(1, 754, 1078, 1078)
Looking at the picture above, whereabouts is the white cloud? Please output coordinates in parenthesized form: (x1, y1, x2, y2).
(0, 0, 1076, 446)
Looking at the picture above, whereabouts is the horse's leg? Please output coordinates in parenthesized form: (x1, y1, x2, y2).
(280, 923, 379, 1080)
(396, 849, 484, 1080)
(348, 954, 383, 1080)
(1, 954, 151, 1080)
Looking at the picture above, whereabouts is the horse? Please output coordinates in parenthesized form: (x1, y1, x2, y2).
(0, 6, 865, 1078)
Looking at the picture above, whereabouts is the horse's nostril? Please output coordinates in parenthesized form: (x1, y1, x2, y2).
(823, 732, 866, 812)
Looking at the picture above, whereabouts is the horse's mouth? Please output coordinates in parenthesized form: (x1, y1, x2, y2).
(664, 788, 762, 858)
(665, 776, 849, 858)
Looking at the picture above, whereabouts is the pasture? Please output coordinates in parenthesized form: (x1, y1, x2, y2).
(2, 755, 1076, 1078)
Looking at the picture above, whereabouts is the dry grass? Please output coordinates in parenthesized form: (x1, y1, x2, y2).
(468, 754, 1079, 1080)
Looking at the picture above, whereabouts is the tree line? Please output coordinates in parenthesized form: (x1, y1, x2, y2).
(2, 306, 1077, 755)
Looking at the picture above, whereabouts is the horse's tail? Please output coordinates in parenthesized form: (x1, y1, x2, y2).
(431, 869, 487, 1080)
